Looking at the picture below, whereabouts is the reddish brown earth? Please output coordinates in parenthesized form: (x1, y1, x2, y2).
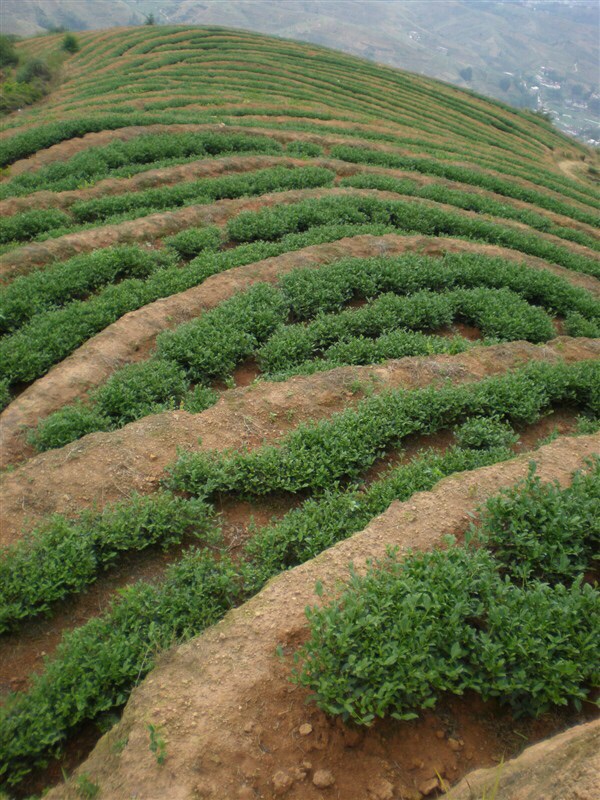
(3, 182, 598, 279)
(447, 718, 600, 800)
(44, 433, 600, 800)
(2, 233, 597, 469)
(2, 155, 596, 247)
(2, 336, 597, 548)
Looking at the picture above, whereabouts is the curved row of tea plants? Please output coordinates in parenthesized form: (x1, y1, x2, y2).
(1, 406, 596, 786)
(26, 251, 600, 451)
(294, 461, 599, 724)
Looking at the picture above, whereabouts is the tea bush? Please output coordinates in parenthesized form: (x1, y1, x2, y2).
(166, 360, 600, 497)
(0, 493, 216, 631)
(0, 208, 71, 245)
(163, 226, 223, 259)
(227, 196, 600, 277)
(294, 544, 599, 723)
(257, 287, 554, 373)
(0, 131, 284, 196)
(0, 246, 176, 333)
(331, 145, 600, 227)
(69, 165, 335, 224)
(0, 549, 243, 786)
(340, 173, 600, 251)
(476, 460, 600, 584)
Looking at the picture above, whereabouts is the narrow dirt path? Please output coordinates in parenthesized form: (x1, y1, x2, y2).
(2, 155, 596, 246)
(557, 159, 587, 182)
(3, 179, 598, 281)
(1, 336, 597, 547)
(2, 234, 598, 469)
(3, 122, 594, 218)
(45, 432, 600, 800)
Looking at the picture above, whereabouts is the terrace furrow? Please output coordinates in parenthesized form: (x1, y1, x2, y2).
(1, 336, 598, 547)
(2, 233, 597, 468)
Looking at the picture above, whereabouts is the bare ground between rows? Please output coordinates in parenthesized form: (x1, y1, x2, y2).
(0, 494, 296, 698)
(1, 232, 598, 470)
(1, 336, 598, 548)
(45, 432, 600, 800)
(3, 182, 599, 282)
(0, 408, 579, 705)
(2, 156, 597, 246)
(3, 122, 593, 217)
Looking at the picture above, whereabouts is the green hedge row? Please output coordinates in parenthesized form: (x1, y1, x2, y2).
(0, 247, 176, 334)
(2, 429, 596, 787)
(0, 493, 216, 632)
(0, 422, 539, 787)
(0, 208, 72, 246)
(0, 130, 284, 196)
(331, 145, 600, 225)
(227, 195, 600, 277)
(295, 461, 599, 723)
(0, 222, 398, 390)
(165, 360, 600, 497)
(340, 173, 600, 251)
(29, 248, 597, 451)
(265, 330, 470, 379)
(257, 287, 555, 374)
(69, 165, 334, 224)
(0, 547, 244, 787)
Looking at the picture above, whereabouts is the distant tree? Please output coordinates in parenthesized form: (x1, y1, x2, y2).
(145, 13, 156, 25)
(499, 76, 511, 92)
(459, 66, 472, 82)
(62, 33, 80, 54)
(16, 58, 51, 83)
(0, 34, 19, 68)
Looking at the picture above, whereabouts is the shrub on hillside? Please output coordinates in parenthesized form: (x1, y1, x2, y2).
(0, 35, 18, 68)
(61, 34, 80, 54)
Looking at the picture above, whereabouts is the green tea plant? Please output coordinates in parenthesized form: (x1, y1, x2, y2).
(331, 145, 599, 227)
(147, 725, 167, 765)
(163, 226, 223, 259)
(166, 360, 600, 498)
(227, 195, 600, 277)
(28, 248, 598, 450)
(0, 246, 176, 333)
(0, 493, 217, 631)
(293, 544, 599, 724)
(474, 460, 600, 584)
(68, 165, 335, 225)
(0, 208, 71, 245)
(0, 131, 285, 196)
(0, 548, 244, 786)
(340, 173, 600, 251)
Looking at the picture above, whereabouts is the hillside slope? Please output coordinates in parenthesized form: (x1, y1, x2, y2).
(0, 26, 598, 799)
(2, 0, 599, 141)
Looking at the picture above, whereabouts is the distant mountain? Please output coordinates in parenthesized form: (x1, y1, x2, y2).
(1, 0, 598, 142)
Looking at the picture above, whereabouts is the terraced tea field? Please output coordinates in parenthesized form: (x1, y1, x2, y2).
(0, 26, 599, 800)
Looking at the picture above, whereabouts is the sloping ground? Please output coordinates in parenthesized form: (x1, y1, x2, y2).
(44, 433, 599, 800)
(0, 25, 598, 799)
(2, 336, 597, 546)
(3, 234, 597, 469)
(447, 719, 600, 800)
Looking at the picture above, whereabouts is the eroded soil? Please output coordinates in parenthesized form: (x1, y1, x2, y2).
(2, 233, 597, 469)
(44, 433, 600, 800)
(2, 337, 598, 547)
